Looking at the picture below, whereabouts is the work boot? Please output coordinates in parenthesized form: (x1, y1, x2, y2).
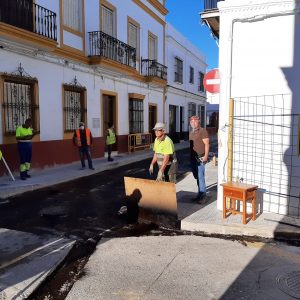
(192, 192, 205, 202)
(20, 172, 27, 180)
(108, 157, 114, 162)
(25, 171, 31, 178)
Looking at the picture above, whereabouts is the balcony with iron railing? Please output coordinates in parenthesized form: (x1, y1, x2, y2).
(0, 1, 57, 41)
(201, 0, 224, 39)
(88, 31, 136, 69)
(141, 59, 167, 82)
(204, 0, 224, 11)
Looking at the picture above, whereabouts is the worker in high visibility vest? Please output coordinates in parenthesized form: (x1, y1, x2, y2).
(106, 123, 116, 161)
(73, 122, 95, 170)
(149, 122, 176, 182)
(16, 118, 36, 180)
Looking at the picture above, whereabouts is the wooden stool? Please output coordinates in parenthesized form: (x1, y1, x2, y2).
(221, 182, 258, 224)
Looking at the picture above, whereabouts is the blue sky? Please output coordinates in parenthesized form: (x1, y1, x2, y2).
(165, 0, 219, 70)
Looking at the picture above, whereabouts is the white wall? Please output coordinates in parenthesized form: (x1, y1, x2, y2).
(166, 24, 207, 95)
(113, 0, 165, 64)
(217, 0, 300, 215)
(165, 23, 207, 132)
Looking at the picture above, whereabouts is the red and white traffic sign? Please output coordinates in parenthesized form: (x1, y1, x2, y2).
(203, 69, 220, 94)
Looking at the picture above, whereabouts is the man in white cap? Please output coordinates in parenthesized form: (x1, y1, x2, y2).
(149, 122, 176, 182)
(189, 115, 209, 202)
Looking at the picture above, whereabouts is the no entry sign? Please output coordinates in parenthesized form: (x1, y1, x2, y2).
(203, 69, 220, 94)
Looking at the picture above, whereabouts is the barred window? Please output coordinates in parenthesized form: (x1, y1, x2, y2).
(129, 98, 144, 134)
(188, 102, 196, 120)
(189, 66, 194, 84)
(63, 85, 86, 132)
(198, 72, 205, 92)
(174, 57, 183, 83)
(63, 0, 82, 32)
(2, 78, 39, 135)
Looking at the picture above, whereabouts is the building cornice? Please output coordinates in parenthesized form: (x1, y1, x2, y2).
(147, 0, 168, 16)
(166, 36, 206, 66)
(132, 0, 166, 25)
(167, 85, 207, 101)
(0, 22, 57, 52)
(219, 1, 297, 15)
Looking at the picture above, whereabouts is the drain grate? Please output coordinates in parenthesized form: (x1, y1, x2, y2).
(277, 271, 300, 299)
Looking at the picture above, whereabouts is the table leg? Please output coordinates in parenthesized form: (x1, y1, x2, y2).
(252, 192, 256, 221)
(243, 196, 246, 225)
(223, 195, 226, 219)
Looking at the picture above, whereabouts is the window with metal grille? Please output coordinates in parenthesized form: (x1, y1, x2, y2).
(198, 104, 206, 127)
(188, 102, 196, 120)
(2, 78, 39, 135)
(198, 72, 205, 92)
(129, 98, 144, 134)
(63, 85, 86, 132)
(174, 57, 183, 83)
(62, 0, 82, 32)
(189, 66, 194, 84)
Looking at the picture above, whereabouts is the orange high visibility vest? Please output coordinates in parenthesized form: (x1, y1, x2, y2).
(75, 128, 91, 146)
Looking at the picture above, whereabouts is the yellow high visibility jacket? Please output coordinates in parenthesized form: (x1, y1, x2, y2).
(106, 128, 116, 145)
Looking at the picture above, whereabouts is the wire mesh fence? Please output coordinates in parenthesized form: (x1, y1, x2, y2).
(232, 94, 300, 217)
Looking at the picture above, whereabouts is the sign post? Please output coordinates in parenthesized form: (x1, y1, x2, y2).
(0, 150, 15, 181)
(203, 69, 220, 94)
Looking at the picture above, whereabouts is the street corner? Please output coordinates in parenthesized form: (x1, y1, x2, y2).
(0, 228, 75, 299)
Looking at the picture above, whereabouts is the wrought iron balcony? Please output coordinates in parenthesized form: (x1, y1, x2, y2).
(201, 0, 223, 39)
(204, 0, 224, 10)
(141, 59, 167, 81)
(89, 31, 136, 69)
(0, 1, 57, 41)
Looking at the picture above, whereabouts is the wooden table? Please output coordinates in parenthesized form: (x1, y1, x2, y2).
(221, 182, 258, 224)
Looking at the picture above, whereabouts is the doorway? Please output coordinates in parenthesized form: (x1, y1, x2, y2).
(169, 104, 177, 142)
(180, 106, 184, 140)
(148, 104, 157, 142)
(103, 94, 117, 151)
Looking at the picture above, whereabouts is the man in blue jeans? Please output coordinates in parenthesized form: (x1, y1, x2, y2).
(189, 115, 210, 202)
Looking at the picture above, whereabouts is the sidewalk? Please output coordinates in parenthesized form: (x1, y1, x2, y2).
(178, 161, 300, 240)
(0, 142, 188, 199)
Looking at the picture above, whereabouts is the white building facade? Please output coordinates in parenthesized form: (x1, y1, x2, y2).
(0, 0, 168, 173)
(165, 24, 207, 142)
(216, 0, 300, 216)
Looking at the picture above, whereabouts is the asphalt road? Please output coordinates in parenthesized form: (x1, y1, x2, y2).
(0, 148, 191, 240)
(0, 148, 193, 300)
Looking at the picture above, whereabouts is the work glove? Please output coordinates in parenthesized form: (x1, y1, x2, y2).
(149, 164, 154, 175)
(156, 170, 164, 181)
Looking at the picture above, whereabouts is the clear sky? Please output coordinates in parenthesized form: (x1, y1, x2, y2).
(165, 0, 219, 70)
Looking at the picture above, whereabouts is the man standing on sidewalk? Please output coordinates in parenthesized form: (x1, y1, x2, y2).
(106, 123, 116, 162)
(189, 115, 209, 202)
(149, 122, 176, 182)
(73, 122, 95, 170)
(16, 118, 36, 180)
